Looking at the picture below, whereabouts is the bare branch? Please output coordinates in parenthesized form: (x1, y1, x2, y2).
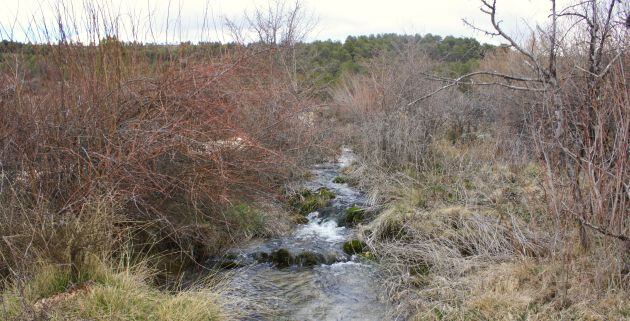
(571, 210, 630, 242)
(477, 0, 551, 80)
(408, 70, 546, 105)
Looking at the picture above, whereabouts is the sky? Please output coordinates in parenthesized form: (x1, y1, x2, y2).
(0, 0, 560, 45)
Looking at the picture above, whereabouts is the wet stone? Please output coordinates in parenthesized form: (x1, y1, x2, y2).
(270, 249, 292, 268)
(294, 251, 325, 267)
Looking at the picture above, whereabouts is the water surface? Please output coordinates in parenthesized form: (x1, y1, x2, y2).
(217, 148, 392, 321)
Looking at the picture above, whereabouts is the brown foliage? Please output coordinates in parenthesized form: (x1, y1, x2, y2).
(0, 37, 328, 277)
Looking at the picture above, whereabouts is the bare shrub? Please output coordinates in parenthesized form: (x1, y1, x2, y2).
(0, 0, 328, 282)
(332, 44, 462, 171)
(457, 0, 629, 253)
(333, 2, 629, 316)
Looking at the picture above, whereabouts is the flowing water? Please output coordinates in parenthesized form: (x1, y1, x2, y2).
(214, 148, 392, 321)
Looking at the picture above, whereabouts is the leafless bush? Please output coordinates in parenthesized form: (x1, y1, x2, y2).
(455, 0, 630, 261)
(0, 0, 328, 281)
(332, 44, 491, 171)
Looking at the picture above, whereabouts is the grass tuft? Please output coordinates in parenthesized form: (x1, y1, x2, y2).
(1, 258, 224, 321)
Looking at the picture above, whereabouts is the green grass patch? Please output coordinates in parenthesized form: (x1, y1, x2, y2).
(224, 203, 266, 237)
(342, 205, 365, 226)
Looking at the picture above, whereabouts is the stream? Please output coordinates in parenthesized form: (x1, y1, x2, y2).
(212, 148, 392, 321)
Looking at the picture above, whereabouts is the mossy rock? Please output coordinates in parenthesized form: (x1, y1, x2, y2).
(341, 205, 365, 227)
(343, 240, 367, 255)
(270, 249, 293, 268)
(253, 252, 270, 263)
(332, 176, 348, 184)
(294, 251, 325, 267)
(288, 188, 336, 215)
(316, 187, 336, 201)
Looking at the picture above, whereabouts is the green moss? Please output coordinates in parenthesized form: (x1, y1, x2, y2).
(270, 249, 292, 268)
(294, 251, 324, 267)
(343, 240, 367, 255)
(288, 188, 336, 215)
(332, 176, 348, 184)
(224, 203, 266, 237)
(342, 205, 365, 226)
(317, 187, 336, 201)
(257, 249, 325, 268)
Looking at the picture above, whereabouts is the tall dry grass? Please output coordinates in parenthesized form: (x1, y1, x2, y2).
(333, 27, 628, 318)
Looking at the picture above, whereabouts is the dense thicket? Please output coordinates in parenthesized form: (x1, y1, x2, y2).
(0, 38, 334, 288)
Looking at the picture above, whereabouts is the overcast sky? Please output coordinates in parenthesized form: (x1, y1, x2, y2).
(1, 0, 560, 44)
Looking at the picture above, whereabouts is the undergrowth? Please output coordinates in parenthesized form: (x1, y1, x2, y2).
(348, 139, 629, 320)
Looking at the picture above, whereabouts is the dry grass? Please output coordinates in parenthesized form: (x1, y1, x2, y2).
(333, 41, 628, 318)
(346, 139, 629, 320)
(1, 256, 226, 321)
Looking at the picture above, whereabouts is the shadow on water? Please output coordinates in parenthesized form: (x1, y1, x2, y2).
(212, 148, 393, 321)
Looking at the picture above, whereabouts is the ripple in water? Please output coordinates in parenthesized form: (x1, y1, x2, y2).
(218, 148, 392, 321)
(294, 212, 347, 242)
